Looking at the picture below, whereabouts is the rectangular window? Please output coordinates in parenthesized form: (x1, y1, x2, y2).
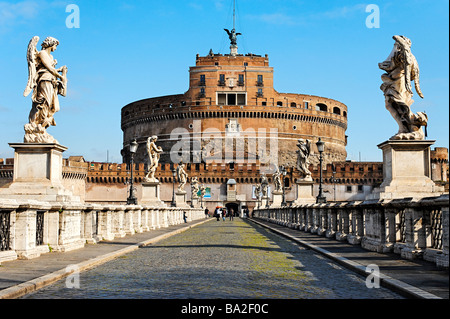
(357, 185, 364, 192)
(218, 94, 226, 106)
(219, 74, 225, 86)
(304, 101, 309, 109)
(257, 75, 263, 86)
(200, 74, 206, 86)
(238, 74, 244, 86)
(228, 94, 236, 105)
(217, 92, 247, 106)
(346, 185, 352, 192)
(257, 88, 263, 97)
(237, 93, 246, 105)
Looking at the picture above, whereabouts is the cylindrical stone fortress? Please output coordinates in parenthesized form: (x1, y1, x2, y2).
(121, 53, 348, 167)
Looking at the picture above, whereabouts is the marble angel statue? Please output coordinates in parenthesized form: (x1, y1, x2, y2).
(144, 136, 163, 182)
(23, 36, 68, 143)
(296, 138, 312, 181)
(379, 35, 428, 140)
(191, 177, 200, 199)
(176, 162, 188, 193)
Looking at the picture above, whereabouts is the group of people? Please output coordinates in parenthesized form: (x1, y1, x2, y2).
(208, 207, 237, 221)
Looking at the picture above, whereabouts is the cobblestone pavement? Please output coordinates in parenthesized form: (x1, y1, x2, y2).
(22, 218, 402, 299)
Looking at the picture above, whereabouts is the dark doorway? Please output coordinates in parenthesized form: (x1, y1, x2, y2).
(225, 203, 239, 217)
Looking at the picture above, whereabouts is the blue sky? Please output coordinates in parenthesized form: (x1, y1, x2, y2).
(0, 0, 448, 163)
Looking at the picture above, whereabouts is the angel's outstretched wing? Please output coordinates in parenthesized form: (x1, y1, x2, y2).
(411, 55, 424, 99)
(23, 36, 39, 97)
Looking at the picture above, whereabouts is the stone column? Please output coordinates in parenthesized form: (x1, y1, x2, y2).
(347, 203, 363, 245)
(141, 208, 150, 232)
(325, 204, 337, 238)
(98, 207, 115, 241)
(437, 205, 449, 268)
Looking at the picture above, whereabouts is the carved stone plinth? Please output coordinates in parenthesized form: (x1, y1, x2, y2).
(270, 191, 283, 208)
(261, 196, 269, 208)
(140, 182, 166, 207)
(367, 140, 444, 200)
(292, 179, 316, 205)
(191, 197, 200, 208)
(0, 143, 79, 202)
(175, 191, 190, 208)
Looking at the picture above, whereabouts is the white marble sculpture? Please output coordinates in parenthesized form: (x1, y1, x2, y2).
(144, 136, 163, 182)
(23, 36, 68, 144)
(176, 163, 188, 192)
(273, 166, 282, 193)
(260, 174, 268, 197)
(379, 35, 428, 140)
(191, 177, 200, 199)
(296, 138, 312, 181)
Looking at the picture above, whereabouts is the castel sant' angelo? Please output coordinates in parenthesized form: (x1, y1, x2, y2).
(116, 24, 447, 211)
(121, 31, 348, 168)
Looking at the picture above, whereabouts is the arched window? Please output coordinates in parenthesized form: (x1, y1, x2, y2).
(333, 107, 341, 115)
(290, 102, 296, 107)
(316, 103, 328, 112)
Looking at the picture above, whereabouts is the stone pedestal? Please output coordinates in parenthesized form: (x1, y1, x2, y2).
(367, 140, 444, 200)
(140, 181, 166, 207)
(175, 191, 190, 208)
(0, 143, 79, 202)
(261, 196, 269, 208)
(270, 191, 283, 208)
(292, 179, 316, 205)
(230, 45, 238, 56)
(191, 196, 200, 208)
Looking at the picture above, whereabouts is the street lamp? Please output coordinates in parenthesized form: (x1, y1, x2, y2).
(280, 166, 287, 206)
(127, 139, 138, 205)
(316, 138, 327, 204)
(171, 167, 177, 207)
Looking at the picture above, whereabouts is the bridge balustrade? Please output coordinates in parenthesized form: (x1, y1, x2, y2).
(0, 200, 204, 264)
(253, 194, 449, 269)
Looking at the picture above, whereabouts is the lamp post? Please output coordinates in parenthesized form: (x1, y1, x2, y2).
(171, 167, 177, 207)
(127, 139, 138, 205)
(280, 166, 287, 206)
(316, 138, 327, 204)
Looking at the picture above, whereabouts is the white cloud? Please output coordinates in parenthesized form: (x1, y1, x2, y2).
(0, 1, 39, 26)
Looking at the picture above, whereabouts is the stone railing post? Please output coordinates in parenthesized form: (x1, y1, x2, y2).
(141, 207, 150, 232)
(57, 204, 85, 252)
(437, 204, 449, 268)
(325, 203, 337, 238)
(336, 203, 349, 241)
(112, 206, 126, 238)
(317, 204, 327, 236)
(305, 206, 313, 232)
(361, 200, 387, 253)
(347, 201, 363, 245)
(98, 207, 115, 241)
(123, 206, 135, 236)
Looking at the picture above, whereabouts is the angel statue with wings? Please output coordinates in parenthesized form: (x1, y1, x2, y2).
(379, 35, 428, 140)
(296, 138, 312, 181)
(144, 136, 163, 182)
(224, 28, 241, 46)
(176, 162, 188, 193)
(23, 36, 68, 144)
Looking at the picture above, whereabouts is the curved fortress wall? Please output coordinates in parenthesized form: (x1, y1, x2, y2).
(121, 53, 348, 167)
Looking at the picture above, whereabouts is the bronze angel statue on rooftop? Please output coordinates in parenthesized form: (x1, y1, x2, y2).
(23, 36, 68, 144)
(379, 35, 427, 140)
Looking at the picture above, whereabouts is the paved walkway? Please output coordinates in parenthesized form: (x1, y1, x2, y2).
(0, 218, 212, 299)
(19, 218, 402, 299)
(0, 217, 448, 300)
(249, 218, 449, 299)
